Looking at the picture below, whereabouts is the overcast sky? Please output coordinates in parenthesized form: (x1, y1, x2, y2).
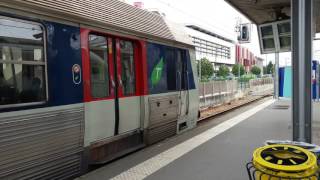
(126, 0, 320, 66)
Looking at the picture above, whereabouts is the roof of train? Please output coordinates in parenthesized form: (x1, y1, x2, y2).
(0, 0, 193, 46)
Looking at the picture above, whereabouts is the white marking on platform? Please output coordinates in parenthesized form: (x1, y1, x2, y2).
(110, 99, 275, 180)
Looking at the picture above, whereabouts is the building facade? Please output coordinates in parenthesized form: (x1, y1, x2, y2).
(255, 56, 264, 74)
(235, 44, 257, 72)
(185, 25, 236, 71)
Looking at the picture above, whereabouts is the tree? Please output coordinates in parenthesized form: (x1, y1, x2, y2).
(231, 64, 245, 76)
(250, 66, 261, 76)
(266, 61, 274, 74)
(217, 65, 230, 78)
(197, 58, 213, 80)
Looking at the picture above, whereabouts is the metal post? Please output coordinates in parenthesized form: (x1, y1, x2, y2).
(274, 52, 279, 99)
(227, 80, 230, 102)
(231, 79, 234, 98)
(317, 62, 319, 101)
(199, 59, 202, 82)
(212, 81, 214, 106)
(238, 63, 241, 79)
(203, 82, 206, 107)
(219, 81, 222, 104)
(264, 54, 267, 75)
(292, 0, 313, 143)
(239, 63, 242, 91)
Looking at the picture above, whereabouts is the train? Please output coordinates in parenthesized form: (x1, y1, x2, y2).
(0, 0, 199, 179)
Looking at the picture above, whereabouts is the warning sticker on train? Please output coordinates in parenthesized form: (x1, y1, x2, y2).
(72, 64, 82, 85)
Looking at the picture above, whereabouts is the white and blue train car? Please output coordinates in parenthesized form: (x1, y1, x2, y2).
(0, 0, 199, 179)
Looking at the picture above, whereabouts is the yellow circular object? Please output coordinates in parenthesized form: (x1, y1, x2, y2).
(252, 144, 318, 179)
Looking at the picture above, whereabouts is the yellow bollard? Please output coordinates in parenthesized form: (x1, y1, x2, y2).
(252, 145, 318, 180)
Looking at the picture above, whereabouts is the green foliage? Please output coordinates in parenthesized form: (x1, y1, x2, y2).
(217, 65, 230, 78)
(239, 74, 255, 82)
(250, 66, 261, 76)
(266, 61, 274, 74)
(231, 64, 245, 76)
(197, 58, 213, 81)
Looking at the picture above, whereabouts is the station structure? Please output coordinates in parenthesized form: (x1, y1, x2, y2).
(225, 0, 320, 142)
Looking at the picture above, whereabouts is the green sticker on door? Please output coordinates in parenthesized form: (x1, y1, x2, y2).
(151, 57, 164, 86)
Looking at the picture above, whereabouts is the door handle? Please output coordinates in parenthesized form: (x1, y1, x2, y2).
(177, 71, 182, 90)
(118, 75, 123, 87)
(111, 79, 116, 88)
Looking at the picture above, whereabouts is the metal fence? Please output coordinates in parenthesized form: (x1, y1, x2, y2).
(249, 78, 274, 87)
(248, 78, 274, 96)
(199, 78, 274, 109)
(199, 80, 238, 108)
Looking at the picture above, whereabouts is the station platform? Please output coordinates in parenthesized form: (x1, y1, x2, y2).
(78, 98, 320, 180)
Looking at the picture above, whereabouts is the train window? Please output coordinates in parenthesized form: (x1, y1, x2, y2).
(165, 48, 177, 91)
(0, 17, 47, 107)
(89, 34, 110, 98)
(120, 40, 135, 96)
(176, 50, 186, 90)
(147, 43, 195, 94)
(148, 44, 166, 93)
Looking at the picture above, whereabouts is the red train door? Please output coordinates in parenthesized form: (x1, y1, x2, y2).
(82, 32, 117, 145)
(115, 38, 141, 135)
(81, 29, 143, 147)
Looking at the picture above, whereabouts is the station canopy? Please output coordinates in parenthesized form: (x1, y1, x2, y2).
(225, 0, 320, 33)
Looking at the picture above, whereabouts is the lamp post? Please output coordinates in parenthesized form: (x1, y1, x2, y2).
(274, 52, 279, 99)
(265, 54, 267, 75)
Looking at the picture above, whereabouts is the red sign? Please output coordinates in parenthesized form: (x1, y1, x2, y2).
(73, 64, 80, 73)
(133, 2, 144, 9)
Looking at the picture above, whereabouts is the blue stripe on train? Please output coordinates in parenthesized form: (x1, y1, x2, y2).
(44, 21, 84, 106)
(147, 42, 196, 94)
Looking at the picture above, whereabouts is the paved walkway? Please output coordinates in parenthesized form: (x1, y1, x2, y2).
(79, 99, 320, 180)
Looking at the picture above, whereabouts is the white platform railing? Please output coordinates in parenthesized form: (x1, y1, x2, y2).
(199, 78, 274, 109)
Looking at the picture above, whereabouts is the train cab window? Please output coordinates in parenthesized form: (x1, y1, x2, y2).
(0, 17, 47, 107)
(119, 40, 135, 96)
(89, 34, 110, 98)
(165, 48, 177, 91)
(176, 50, 186, 90)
